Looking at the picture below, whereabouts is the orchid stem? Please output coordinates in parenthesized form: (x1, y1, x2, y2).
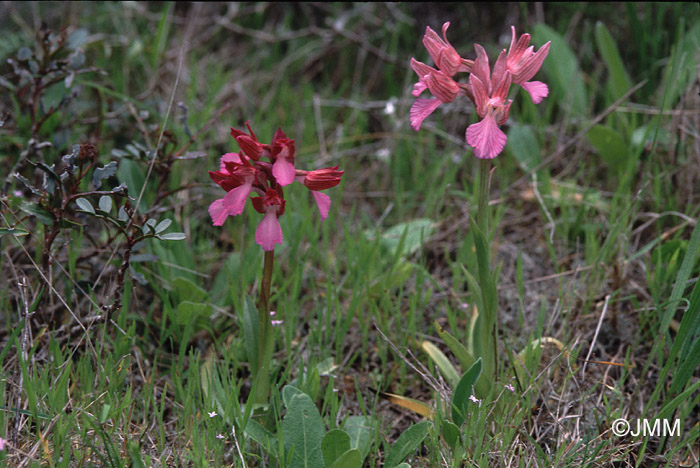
(477, 158, 490, 238)
(476, 157, 498, 386)
(255, 250, 275, 405)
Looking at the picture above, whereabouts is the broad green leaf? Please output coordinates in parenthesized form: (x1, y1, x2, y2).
(533, 24, 587, 116)
(322, 429, 351, 467)
(343, 415, 374, 461)
(282, 386, 326, 468)
(384, 420, 430, 468)
(441, 420, 460, 451)
(451, 358, 483, 427)
(421, 341, 459, 388)
(507, 125, 541, 172)
(328, 449, 362, 468)
(173, 277, 208, 304)
(366, 219, 435, 257)
(369, 261, 414, 295)
(243, 295, 260, 376)
(587, 124, 629, 168)
(594, 21, 633, 100)
(175, 301, 211, 325)
(244, 419, 277, 456)
(433, 321, 477, 377)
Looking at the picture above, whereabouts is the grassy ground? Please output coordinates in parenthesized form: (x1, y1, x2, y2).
(1, 2, 699, 467)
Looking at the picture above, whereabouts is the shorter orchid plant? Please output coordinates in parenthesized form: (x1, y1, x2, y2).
(408, 23, 550, 415)
(209, 122, 343, 251)
(209, 122, 343, 405)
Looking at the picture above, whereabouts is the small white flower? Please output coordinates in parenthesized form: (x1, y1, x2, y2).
(208, 411, 217, 418)
(216, 434, 225, 440)
(469, 394, 481, 406)
(505, 384, 515, 392)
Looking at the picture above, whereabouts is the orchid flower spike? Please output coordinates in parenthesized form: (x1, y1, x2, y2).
(506, 26, 551, 104)
(409, 58, 471, 131)
(210, 122, 343, 251)
(466, 45, 513, 159)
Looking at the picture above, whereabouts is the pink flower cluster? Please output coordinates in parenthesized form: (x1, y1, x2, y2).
(209, 122, 343, 251)
(410, 24, 550, 159)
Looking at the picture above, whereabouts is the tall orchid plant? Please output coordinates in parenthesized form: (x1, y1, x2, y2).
(411, 24, 550, 397)
(209, 122, 343, 404)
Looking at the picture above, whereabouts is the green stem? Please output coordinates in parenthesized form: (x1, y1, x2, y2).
(475, 158, 498, 385)
(477, 158, 491, 239)
(255, 250, 275, 405)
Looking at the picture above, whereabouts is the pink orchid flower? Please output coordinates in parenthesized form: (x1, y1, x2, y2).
(210, 122, 343, 251)
(208, 157, 259, 225)
(270, 128, 296, 186)
(294, 166, 344, 220)
(422, 22, 472, 77)
(251, 189, 285, 251)
(466, 45, 513, 159)
(409, 58, 466, 131)
(506, 26, 551, 104)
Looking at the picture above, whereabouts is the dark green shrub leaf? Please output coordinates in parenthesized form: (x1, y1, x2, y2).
(92, 161, 118, 189)
(98, 195, 112, 213)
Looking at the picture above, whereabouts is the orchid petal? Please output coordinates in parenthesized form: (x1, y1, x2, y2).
(272, 156, 296, 186)
(312, 191, 331, 220)
(466, 114, 507, 159)
(410, 98, 443, 131)
(255, 209, 283, 251)
(221, 180, 253, 216)
(521, 80, 549, 104)
(412, 80, 428, 97)
(410, 58, 436, 78)
(209, 199, 229, 226)
(220, 152, 241, 170)
(469, 74, 489, 118)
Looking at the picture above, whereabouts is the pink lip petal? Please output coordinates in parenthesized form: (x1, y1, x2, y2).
(312, 191, 331, 220)
(410, 98, 443, 131)
(466, 115, 507, 159)
(255, 209, 283, 251)
(521, 80, 549, 104)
